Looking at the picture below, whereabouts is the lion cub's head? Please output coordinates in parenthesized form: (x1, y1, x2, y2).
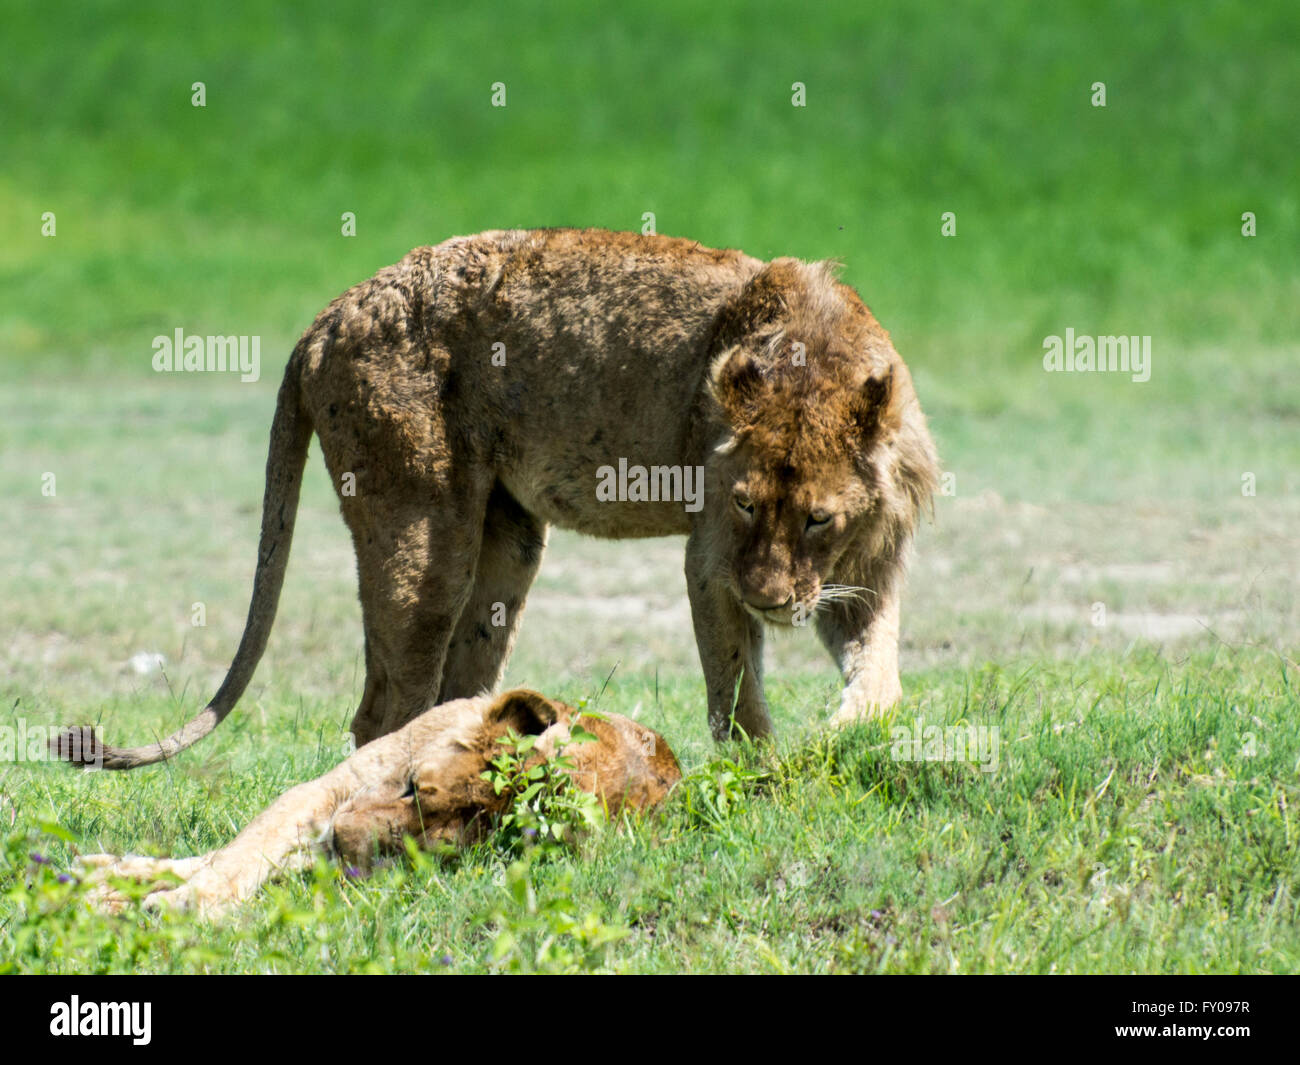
(701, 258, 938, 626)
(330, 690, 682, 868)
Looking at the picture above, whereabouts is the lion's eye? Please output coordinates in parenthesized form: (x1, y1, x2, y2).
(805, 511, 832, 531)
(733, 491, 754, 516)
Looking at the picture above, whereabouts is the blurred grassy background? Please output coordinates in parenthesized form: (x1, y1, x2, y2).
(1, 1, 1296, 706)
(2, 1, 1297, 499)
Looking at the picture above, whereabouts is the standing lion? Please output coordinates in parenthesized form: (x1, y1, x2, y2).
(59, 228, 938, 768)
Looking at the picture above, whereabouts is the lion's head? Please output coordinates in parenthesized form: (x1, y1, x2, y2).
(701, 258, 938, 626)
(330, 690, 682, 867)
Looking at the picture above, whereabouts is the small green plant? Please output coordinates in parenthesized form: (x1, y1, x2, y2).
(678, 755, 775, 832)
(481, 715, 604, 856)
(476, 716, 631, 971)
(485, 860, 629, 973)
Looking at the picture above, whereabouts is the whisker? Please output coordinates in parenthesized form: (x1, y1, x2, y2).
(816, 583, 877, 610)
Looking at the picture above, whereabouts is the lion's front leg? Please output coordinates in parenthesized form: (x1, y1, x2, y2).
(78, 853, 212, 914)
(140, 774, 361, 917)
(78, 784, 338, 918)
(685, 533, 773, 743)
(150, 733, 426, 916)
(79, 853, 209, 881)
(817, 577, 904, 727)
(94, 768, 388, 917)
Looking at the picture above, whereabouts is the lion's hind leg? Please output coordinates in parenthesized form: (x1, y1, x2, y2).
(438, 481, 548, 703)
(347, 495, 493, 744)
(306, 302, 494, 747)
(329, 442, 495, 745)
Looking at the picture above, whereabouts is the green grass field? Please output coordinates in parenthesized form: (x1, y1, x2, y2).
(1, 1, 1297, 973)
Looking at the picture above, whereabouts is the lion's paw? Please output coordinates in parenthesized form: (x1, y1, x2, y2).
(830, 680, 902, 728)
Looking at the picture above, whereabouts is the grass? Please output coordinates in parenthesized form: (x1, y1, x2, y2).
(4, 651, 1298, 973)
(2, 0, 1297, 973)
(6, 1, 1296, 366)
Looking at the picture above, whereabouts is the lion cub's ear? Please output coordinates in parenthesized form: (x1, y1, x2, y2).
(486, 689, 565, 736)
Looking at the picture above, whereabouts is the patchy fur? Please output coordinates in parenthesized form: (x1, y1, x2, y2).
(56, 228, 938, 765)
(79, 689, 681, 917)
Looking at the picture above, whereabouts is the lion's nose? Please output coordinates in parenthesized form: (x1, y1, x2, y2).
(331, 811, 371, 868)
(741, 586, 794, 611)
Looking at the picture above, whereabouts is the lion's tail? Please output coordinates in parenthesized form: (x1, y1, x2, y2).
(53, 348, 314, 770)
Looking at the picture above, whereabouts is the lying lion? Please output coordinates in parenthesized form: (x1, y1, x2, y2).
(78, 689, 680, 918)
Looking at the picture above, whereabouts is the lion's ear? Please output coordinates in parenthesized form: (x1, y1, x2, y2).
(708, 346, 767, 421)
(852, 367, 895, 442)
(487, 689, 564, 736)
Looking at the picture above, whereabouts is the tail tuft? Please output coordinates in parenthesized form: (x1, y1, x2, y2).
(49, 726, 106, 768)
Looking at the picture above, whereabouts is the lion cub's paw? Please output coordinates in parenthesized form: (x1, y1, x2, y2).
(76, 853, 210, 914)
(142, 868, 242, 919)
(77, 853, 203, 882)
